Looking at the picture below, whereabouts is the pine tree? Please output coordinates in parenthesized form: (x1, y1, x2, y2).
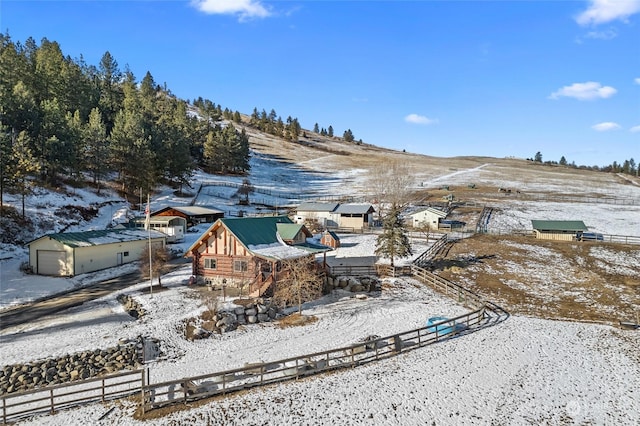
(313, 123, 319, 133)
(343, 129, 354, 142)
(11, 130, 40, 218)
(559, 156, 567, 166)
(0, 125, 11, 214)
(375, 206, 412, 268)
(327, 125, 334, 137)
(84, 107, 108, 192)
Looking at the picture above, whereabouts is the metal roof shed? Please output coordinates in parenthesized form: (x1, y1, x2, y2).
(531, 220, 588, 241)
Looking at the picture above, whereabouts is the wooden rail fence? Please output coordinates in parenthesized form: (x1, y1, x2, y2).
(140, 307, 490, 414)
(1, 370, 143, 424)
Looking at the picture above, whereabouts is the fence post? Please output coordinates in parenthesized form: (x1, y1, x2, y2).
(49, 388, 55, 414)
(2, 396, 6, 425)
(101, 377, 106, 402)
(140, 369, 146, 415)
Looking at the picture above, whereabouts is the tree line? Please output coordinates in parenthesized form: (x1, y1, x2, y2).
(531, 152, 638, 176)
(0, 34, 251, 216)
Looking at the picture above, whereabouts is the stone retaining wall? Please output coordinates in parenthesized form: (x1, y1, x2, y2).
(325, 275, 381, 293)
(0, 337, 144, 395)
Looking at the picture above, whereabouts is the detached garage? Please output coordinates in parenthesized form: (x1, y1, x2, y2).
(28, 229, 166, 276)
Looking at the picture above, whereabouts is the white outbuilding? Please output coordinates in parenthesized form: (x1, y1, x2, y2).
(27, 229, 166, 276)
(408, 207, 448, 229)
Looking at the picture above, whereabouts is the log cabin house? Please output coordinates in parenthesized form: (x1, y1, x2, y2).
(184, 215, 332, 297)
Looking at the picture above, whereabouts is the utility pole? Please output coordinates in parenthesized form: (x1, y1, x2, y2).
(145, 194, 153, 296)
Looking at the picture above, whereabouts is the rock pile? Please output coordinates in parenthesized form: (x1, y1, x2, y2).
(0, 337, 144, 395)
(190, 300, 280, 339)
(117, 294, 146, 319)
(325, 275, 381, 293)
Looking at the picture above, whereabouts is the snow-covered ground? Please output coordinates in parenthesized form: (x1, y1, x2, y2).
(4, 235, 640, 425)
(1, 153, 640, 425)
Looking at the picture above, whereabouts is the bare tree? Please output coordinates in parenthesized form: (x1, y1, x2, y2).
(369, 161, 415, 267)
(367, 161, 414, 222)
(273, 256, 323, 314)
(139, 245, 171, 286)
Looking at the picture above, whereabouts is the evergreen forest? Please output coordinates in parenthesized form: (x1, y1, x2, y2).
(0, 34, 255, 208)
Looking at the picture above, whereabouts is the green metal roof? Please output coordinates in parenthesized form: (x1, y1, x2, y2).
(531, 220, 588, 232)
(34, 229, 166, 248)
(276, 223, 307, 241)
(220, 215, 294, 247)
(295, 241, 333, 254)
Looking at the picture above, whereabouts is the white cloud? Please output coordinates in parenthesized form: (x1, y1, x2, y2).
(191, 0, 271, 21)
(404, 114, 438, 125)
(584, 28, 618, 40)
(630, 125, 640, 133)
(592, 122, 621, 131)
(575, 0, 640, 26)
(635, 78, 640, 85)
(549, 81, 617, 100)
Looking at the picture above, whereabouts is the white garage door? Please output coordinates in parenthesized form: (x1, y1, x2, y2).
(37, 250, 66, 276)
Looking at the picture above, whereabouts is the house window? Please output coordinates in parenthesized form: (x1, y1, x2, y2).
(234, 260, 248, 272)
(204, 258, 217, 269)
(123, 251, 129, 257)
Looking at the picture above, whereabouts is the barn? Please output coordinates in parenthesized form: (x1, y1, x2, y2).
(531, 220, 588, 241)
(28, 229, 166, 276)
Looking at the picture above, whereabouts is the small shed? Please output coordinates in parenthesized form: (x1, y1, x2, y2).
(320, 230, 341, 249)
(409, 207, 448, 229)
(531, 220, 588, 241)
(152, 206, 224, 226)
(28, 229, 166, 276)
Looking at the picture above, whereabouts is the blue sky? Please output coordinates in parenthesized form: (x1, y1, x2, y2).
(1, 0, 639, 166)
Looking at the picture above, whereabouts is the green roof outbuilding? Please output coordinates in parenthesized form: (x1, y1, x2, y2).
(531, 220, 588, 232)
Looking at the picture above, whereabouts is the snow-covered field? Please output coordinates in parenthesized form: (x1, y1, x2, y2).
(1, 152, 640, 425)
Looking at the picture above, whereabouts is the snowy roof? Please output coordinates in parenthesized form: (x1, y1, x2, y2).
(409, 207, 448, 218)
(296, 202, 339, 212)
(248, 242, 314, 261)
(131, 216, 186, 225)
(334, 203, 375, 214)
(153, 206, 224, 216)
(28, 229, 167, 248)
(531, 220, 588, 232)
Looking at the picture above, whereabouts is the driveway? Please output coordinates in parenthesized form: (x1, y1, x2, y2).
(0, 261, 189, 331)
